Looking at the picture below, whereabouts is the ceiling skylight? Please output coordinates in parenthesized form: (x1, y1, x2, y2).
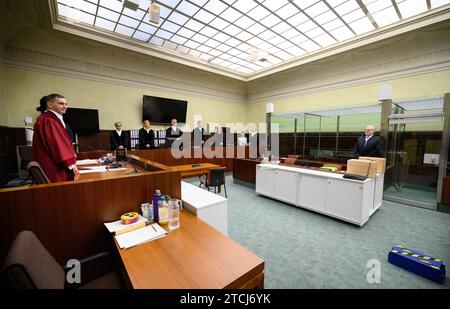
(54, 0, 450, 77)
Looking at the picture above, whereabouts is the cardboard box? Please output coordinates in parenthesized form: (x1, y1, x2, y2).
(359, 157, 386, 173)
(346, 159, 377, 178)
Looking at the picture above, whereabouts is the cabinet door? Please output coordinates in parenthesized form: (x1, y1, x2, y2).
(298, 174, 327, 212)
(256, 166, 275, 196)
(326, 179, 362, 223)
(274, 170, 298, 204)
(373, 174, 384, 211)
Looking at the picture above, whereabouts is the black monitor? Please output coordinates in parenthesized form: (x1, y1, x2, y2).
(63, 108, 99, 133)
(143, 95, 187, 124)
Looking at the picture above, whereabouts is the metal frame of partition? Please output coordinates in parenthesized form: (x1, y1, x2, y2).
(273, 104, 382, 160)
(382, 96, 448, 210)
(437, 93, 450, 204)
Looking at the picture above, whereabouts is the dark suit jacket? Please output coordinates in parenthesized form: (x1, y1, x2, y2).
(110, 130, 129, 151)
(192, 127, 207, 146)
(165, 127, 183, 148)
(354, 135, 384, 157)
(213, 132, 224, 146)
(138, 128, 155, 149)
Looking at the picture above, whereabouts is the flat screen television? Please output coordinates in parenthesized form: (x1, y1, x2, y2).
(63, 108, 100, 133)
(143, 95, 187, 124)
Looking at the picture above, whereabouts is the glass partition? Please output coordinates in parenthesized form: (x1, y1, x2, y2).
(271, 105, 382, 163)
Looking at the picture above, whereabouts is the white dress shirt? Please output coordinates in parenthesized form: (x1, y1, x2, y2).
(48, 110, 66, 128)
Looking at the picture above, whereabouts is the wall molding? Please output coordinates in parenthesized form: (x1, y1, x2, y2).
(3, 46, 246, 102)
(247, 47, 450, 103)
(3, 45, 450, 105)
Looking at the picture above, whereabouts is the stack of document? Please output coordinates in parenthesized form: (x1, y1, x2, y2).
(104, 216, 167, 249)
(104, 215, 148, 233)
(115, 224, 167, 249)
(76, 159, 99, 166)
(79, 166, 107, 174)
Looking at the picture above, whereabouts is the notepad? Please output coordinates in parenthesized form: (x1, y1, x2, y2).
(76, 159, 99, 166)
(115, 224, 167, 249)
(104, 215, 148, 233)
(79, 169, 107, 174)
(84, 166, 107, 171)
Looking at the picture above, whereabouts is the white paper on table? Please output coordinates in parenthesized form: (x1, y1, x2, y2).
(79, 169, 107, 174)
(108, 167, 127, 172)
(76, 159, 99, 166)
(104, 215, 148, 233)
(84, 166, 107, 171)
(115, 224, 167, 249)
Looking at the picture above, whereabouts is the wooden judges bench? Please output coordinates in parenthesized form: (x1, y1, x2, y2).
(0, 147, 264, 288)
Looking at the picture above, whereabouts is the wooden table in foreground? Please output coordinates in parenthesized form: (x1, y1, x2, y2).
(171, 163, 221, 178)
(115, 211, 264, 289)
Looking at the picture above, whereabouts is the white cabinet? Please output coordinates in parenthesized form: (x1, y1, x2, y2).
(256, 166, 275, 196)
(298, 174, 327, 212)
(372, 173, 384, 215)
(181, 182, 228, 235)
(254, 164, 383, 226)
(326, 179, 363, 224)
(274, 170, 298, 204)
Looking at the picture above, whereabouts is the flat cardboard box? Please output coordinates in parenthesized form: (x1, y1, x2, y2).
(359, 157, 386, 173)
(347, 159, 378, 178)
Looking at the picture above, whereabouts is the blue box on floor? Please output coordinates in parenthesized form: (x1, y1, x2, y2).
(388, 245, 446, 284)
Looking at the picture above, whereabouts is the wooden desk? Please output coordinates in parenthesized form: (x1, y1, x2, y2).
(172, 163, 221, 178)
(77, 163, 147, 181)
(233, 158, 260, 185)
(116, 211, 264, 289)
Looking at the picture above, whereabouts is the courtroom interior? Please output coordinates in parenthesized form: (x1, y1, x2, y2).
(0, 0, 449, 290)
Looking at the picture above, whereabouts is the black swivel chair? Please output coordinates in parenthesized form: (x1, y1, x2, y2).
(199, 167, 227, 198)
(27, 161, 50, 184)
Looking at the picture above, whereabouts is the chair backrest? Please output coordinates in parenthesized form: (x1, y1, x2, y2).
(284, 158, 297, 165)
(27, 161, 51, 184)
(208, 168, 225, 187)
(18, 146, 33, 169)
(1, 231, 65, 289)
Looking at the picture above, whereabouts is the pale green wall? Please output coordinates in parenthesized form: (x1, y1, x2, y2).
(248, 69, 450, 132)
(4, 67, 247, 131)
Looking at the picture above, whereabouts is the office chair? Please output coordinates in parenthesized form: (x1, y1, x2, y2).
(283, 158, 297, 165)
(18, 146, 33, 170)
(199, 167, 227, 198)
(1, 231, 122, 289)
(27, 161, 50, 184)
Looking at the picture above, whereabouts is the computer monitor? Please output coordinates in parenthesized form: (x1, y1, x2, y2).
(115, 148, 128, 162)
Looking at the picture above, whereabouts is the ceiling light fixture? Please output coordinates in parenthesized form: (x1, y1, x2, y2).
(248, 48, 268, 62)
(122, 0, 140, 11)
(148, 2, 161, 25)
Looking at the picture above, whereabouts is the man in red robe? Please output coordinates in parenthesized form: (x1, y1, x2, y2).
(33, 94, 80, 182)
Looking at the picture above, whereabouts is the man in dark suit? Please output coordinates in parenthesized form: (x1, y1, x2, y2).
(213, 126, 224, 146)
(138, 120, 155, 149)
(354, 125, 384, 157)
(165, 118, 183, 148)
(110, 121, 129, 151)
(192, 120, 207, 147)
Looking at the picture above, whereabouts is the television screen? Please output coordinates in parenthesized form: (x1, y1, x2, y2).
(143, 95, 187, 124)
(63, 108, 100, 133)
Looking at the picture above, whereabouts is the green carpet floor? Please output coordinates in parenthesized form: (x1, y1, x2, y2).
(186, 176, 450, 288)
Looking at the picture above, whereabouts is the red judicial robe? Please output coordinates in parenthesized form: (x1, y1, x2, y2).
(33, 111, 77, 182)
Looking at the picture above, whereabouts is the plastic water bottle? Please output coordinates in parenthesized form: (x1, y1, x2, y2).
(168, 199, 181, 230)
(152, 190, 161, 223)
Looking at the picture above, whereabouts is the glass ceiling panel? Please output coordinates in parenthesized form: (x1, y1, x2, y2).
(56, 0, 450, 75)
